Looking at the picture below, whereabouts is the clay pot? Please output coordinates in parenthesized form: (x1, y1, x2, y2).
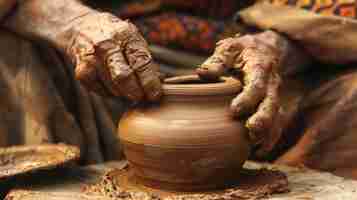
(118, 75, 251, 191)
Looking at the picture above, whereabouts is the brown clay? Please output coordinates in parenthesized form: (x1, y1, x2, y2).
(118, 75, 251, 191)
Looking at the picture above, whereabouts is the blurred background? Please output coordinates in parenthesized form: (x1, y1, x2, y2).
(87, 0, 255, 76)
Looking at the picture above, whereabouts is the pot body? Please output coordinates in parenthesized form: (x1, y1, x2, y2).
(118, 76, 251, 191)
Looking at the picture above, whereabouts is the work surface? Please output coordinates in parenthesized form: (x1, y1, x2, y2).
(4, 161, 357, 200)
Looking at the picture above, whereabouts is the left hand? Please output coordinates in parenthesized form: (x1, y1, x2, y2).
(67, 12, 162, 102)
(197, 31, 283, 155)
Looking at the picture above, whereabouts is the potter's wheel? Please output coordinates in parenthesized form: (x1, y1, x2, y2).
(83, 164, 289, 200)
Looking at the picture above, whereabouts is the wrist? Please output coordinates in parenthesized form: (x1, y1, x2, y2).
(255, 31, 311, 76)
(3, 0, 97, 52)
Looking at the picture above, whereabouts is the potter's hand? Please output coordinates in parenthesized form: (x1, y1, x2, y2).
(197, 31, 283, 155)
(67, 13, 162, 102)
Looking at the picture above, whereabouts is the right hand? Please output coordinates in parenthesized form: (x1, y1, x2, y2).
(197, 31, 284, 155)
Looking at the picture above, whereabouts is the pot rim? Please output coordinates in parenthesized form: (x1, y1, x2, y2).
(163, 75, 242, 96)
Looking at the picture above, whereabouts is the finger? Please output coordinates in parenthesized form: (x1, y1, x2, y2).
(75, 55, 111, 96)
(135, 62, 163, 102)
(246, 73, 281, 143)
(95, 41, 145, 102)
(124, 33, 162, 102)
(256, 107, 284, 157)
(106, 51, 145, 102)
(230, 45, 277, 116)
(197, 37, 244, 80)
(69, 30, 110, 96)
(231, 67, 269, 117)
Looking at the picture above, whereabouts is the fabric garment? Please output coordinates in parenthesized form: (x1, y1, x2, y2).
(135, 13, 241, 54)
(270, 68, 357, 179)
(270, 0, 357, 19)
(0, 29, 125, 164)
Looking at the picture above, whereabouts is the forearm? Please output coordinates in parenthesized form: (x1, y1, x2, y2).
(2, 0, 97, 52)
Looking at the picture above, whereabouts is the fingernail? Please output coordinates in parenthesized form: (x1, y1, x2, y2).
(197, 67, 219, 80)
(230, 100, 244, 116)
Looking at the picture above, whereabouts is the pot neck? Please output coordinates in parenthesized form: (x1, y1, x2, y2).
(163, 75, 242, 99)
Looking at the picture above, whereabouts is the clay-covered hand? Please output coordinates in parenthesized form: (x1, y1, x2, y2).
(197, 31, 283, 154)
(67, 12, 162, 102)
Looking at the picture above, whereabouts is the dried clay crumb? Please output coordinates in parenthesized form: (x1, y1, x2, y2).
(82, 171, 160, 200)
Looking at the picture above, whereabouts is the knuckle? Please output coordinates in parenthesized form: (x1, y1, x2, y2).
(140, 74, 157, 88)
(248, 114, 269, 130)
(76, 56, 98, 72)
(231, 96, 249, 112)
(126, 47, 151, 67)
(70, 36, 95, 58)
(117, 21, 139, 36)
(96, 40, 119, 53)
(230, 100, 241, 112)
(250, 78, 267, 91)
(99, 12, 117, 20)
(206, 55, 224, 65)
(121, 23, 133, 33)
(127, 21, 140, 33)
(237, 34, 261, 47)
(258, 30, 278, 40)
(216, 39, 242, 53)
(274, 73, 282, 86)
(114, 23, 134, 42)
(216, 37, 235, 47)
(103, 63, 132, 84)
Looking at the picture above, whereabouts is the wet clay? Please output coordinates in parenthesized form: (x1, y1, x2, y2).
(83, 166, 289, 200)
(118, 75, 251, 190)
(0, 144, 80, 181)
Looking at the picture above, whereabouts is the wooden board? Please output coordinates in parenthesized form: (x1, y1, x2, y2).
(0, 144, 80, 181)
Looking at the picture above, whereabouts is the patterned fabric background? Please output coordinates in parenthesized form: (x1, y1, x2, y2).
(123, 0, 356, 54)
(134, 13, 242, 54)
(116, 0, 245, 18)
(270, 0, 357, 18)
(160, 0, 241, 18)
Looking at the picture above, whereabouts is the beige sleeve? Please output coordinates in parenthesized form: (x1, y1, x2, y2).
(0, 0, 17, 20)
(239, 2, 357, 64)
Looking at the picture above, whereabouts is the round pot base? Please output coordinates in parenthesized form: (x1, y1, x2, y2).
(132, 169, 242, 192)
(85, 165, 289, 199)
